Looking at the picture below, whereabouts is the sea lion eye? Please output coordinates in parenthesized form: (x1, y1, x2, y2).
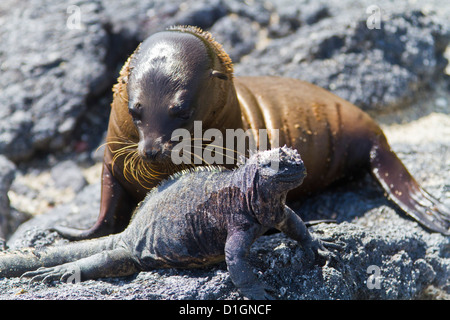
(210, 70, 228, 80)
(169, 104, 191, 120)
(129, 103, 142, 121)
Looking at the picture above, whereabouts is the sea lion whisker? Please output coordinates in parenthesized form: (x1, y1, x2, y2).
(104, 141, 138, 157)
(103, 140, 135, 146)
(179, 149, 212, 166)
(111, 148, 136, 174)
(123, 151, 139, 183)
(186, 138, 247, 157)
(95, 140, 133, 155)
(129, 157, 146, 187)
(107, 136, 136, 144)
(190, 144, 238, 164)
(128, 153, 142, 179)
(137, 159, 157, 179)
(143, 161, 166, 176)
(132, 157, 146, 189)
(113, 144, 139, 155)
(137, 167, 158, 185)
(111, 149, 127, 175)
(130, 153, 142, 182)
(136, 159, 166, 188)
(108, 142, 139, 176)
(199, 143, 247, 158)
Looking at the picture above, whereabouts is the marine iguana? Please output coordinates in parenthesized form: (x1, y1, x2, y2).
(0, 147, 341, 299)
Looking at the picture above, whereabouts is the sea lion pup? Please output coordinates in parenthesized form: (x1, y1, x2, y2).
(1, 147, 342, 300)
(53, 25, 449, 239)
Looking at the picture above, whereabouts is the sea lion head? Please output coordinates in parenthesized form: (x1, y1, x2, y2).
(127, 26, 234, 166)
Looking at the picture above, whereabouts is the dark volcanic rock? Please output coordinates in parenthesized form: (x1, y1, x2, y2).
(0, 0, 111, 161)
(235, 9, 449, 111)
(0, 0, 449, 300)
(0, 156, 16, 239)
(210, 15, 260, 63)
(3, 134, 449, 299)
(1, 0, 448, 161)
(50, 160, 88, 192)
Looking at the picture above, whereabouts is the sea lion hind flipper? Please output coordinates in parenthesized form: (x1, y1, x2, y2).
(369, 141, 450, 235)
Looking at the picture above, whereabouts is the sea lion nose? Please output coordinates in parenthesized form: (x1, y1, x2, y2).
(139, 136, 164, 161)
(145, 149, 160, 161)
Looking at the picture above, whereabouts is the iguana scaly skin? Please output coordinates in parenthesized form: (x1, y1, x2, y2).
(0, 147, 341, 299)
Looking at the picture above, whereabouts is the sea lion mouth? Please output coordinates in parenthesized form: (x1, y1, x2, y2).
(102, 139, 169, 189)
(139, 148, 166, 163)
(138, 139, 175, 164)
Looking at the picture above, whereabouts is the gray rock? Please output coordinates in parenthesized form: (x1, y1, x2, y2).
(2, 137, 448, 299)
(1, 0, 448, 161)
(0, 0, 449, 301)
(50, 160, 87, 192)
(210, 15, 260, 63)
(100, 0, 226, 42)
(0, 0, 111, 161)
(6, 183, 100, 250)
(235, 9, 449, 111)
(1, 215, 448, 300)
(222, 0, 271, 26)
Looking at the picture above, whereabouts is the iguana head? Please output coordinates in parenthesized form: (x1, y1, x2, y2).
(239, 146, 306, 226)
(244, 146, 307, 194)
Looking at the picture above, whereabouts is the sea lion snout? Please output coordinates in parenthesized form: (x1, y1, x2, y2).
(138, 136, 170, 162)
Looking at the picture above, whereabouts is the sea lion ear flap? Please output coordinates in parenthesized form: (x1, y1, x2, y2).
(210, 70, 228, 80)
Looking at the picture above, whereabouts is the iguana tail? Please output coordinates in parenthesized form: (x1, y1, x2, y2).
(0, 235, 118, 278)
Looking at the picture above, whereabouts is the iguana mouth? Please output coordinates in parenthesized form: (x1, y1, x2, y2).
(276, 168, 306, 184)
(279, 174, 304, 184)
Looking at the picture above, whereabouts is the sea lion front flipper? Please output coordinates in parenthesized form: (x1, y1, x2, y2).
(370, 140, 450, 235)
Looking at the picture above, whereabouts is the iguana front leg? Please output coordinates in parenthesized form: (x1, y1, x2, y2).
(276, 206, 343, 265)
(22, 248, 141, 283)
(225, 226, 274, 300)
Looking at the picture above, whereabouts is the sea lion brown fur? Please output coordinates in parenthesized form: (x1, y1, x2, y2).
(53, 25, 449, 239)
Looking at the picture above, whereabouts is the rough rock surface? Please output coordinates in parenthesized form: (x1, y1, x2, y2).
(0, 156, 16, 240)
(235, 2, 450, 111)
(0, 0, 449, 300)
(0, 0, 112, 161)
